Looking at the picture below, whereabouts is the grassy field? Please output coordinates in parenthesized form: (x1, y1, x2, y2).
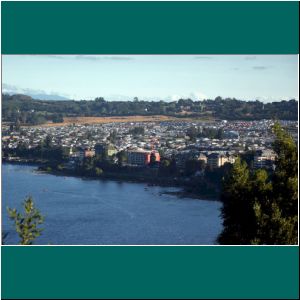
(39, 115, 214, 127)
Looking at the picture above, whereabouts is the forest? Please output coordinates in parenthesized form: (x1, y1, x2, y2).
(2, 93, 298, 125)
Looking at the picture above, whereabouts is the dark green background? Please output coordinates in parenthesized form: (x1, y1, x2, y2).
(2, 246, 299, 299)
(1, 1, 299, 54)
(1, 1, 299, 299)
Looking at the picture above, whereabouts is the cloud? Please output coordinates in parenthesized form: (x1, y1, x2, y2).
(45, 55, 66, 60)
(253, 66, 270, 70)
(165, 91, 207, 101)
(255, 95, 297, 102)
(194, 56, 214, 60)
(244, 55, 257, 60)
(75, 55, 134, 61)
(105, 92, 208, 102)
(27, 55, 67, 60)
(191, 91, 207, 100)
(25, 55, 134, 61)
(105, 56, 134, 61)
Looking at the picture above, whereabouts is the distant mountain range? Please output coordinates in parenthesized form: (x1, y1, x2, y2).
(2, 84, 70, 101)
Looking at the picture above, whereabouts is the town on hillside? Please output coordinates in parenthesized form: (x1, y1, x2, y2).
(2, 119, 298, 175)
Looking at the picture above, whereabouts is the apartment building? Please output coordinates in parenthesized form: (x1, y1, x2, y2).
(207, 153, 236, 169)
(126, 149, 160, 166)
(254, 150, 276, 169)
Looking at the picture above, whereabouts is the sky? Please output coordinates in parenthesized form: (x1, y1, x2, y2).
(2, 55, 298, 102)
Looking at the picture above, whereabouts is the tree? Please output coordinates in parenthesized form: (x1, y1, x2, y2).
(240, 149, 255, 167)
(218, 123, 298, 245)
(218, 158, 254, 244)
(117, 150, 127, 166)
(169, 157, 177, 174)
(158, 159, 171, 176)
(107, 130, 117, 143)
(184, 159, 203, 176)
(95, 97, 105, 103)
(272, 122, 298, 217)
(129, 126, 145, 136)
(216, 128, 224, 140)
(95, 167, 103, 176)
(52, 113, 64, 123)
(149, 152, 157, 166)
(186, 127, 200, 142)
(253, 122, 298, 245)
(44, 135, 53, 148)
(2, 94, 298, 123)
(7, 197, 44, 245)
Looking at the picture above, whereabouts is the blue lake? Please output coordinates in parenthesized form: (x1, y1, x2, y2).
(2, 163, 222, 245)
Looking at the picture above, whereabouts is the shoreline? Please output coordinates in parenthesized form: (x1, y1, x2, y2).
(44, 169, 220, 201)
(3, 160, 220, 201)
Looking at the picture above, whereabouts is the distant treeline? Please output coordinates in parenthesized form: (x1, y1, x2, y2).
(2, 94, 298, 125)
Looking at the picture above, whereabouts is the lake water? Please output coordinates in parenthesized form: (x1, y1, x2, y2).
(2, 163, 222, 245)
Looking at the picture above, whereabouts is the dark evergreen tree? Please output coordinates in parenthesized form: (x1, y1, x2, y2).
(218, 123, 298, 245)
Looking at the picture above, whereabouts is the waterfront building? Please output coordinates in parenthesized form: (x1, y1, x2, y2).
(126, 149, 160, 166)
(207, 153, 235, 169)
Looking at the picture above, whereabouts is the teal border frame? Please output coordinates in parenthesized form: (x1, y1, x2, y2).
(2, 246, 299, 299)
(1, 1, 299, 299)
(1, 1, 299, 54)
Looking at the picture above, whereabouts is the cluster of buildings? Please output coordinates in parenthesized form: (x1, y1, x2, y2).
(77, 144, 160, 166)
(2, 119, 297, 171)
(253, 149, 277, 169)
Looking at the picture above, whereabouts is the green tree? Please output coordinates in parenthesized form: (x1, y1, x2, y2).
(44, 135, 53, 148)
(272, 122, 298, 218)
(218, 158, 254, 244)
(7, 197, 44, 245)
(107, 130, 117, 143)
(218, 123, 298, 245)
(149, 152, 157, 166)
(46, 166, 52, 172)
(95, 167, 103, 176)
(253, 123, 298, 245)
(129, 126, 145, 136)
(117, 150, 127, 166)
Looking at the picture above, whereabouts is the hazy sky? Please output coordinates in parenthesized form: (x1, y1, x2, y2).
(2, 55, 298, 102)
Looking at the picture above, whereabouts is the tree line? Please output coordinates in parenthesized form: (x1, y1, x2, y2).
(2, 93, 298, 125)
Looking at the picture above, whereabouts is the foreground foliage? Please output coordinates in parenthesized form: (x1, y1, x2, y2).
(218, 123, 298, 245)
(7, 197, 44, 245)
